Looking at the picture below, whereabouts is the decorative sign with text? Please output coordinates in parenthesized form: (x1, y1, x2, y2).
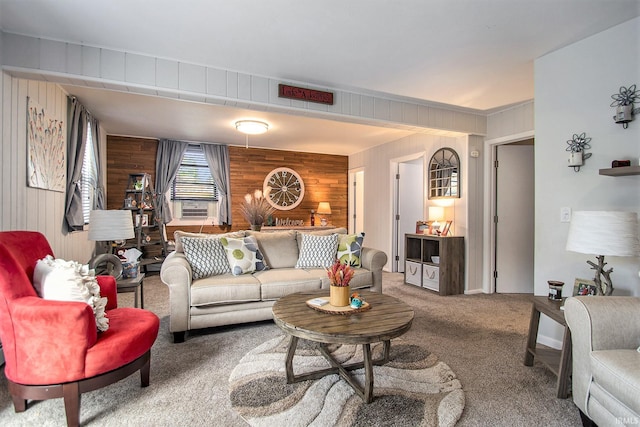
(278, 84, 334, 105)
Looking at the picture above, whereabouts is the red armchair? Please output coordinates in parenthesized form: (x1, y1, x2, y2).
(0, 231, 159, 426)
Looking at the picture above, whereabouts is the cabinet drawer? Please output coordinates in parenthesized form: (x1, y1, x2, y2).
(422, 264, 440, 291)
(405, 261, 422, 286)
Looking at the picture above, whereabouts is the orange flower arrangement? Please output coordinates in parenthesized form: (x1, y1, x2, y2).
(326, 259, 354, 287)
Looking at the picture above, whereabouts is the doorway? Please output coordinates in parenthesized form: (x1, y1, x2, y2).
(493, 140, 534, 293)
(391, 154, 425, 273)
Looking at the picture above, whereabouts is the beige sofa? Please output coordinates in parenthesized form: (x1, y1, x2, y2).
(160, 228, 387, 342)
(564, 296, 640, 426)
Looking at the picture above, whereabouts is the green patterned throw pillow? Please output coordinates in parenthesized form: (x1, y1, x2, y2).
(337, 232, 365, 267)
(220, 235, 268, 275)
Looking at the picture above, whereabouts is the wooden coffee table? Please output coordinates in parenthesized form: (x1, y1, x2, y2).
(272, 290, 414, 403)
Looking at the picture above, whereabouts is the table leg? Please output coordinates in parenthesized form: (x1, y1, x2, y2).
(556, 326, 572, 398)
(139, 278, 144, 309)
(285, 336, 299, 383)
(362, 344, 374, 403)
(133, 287, 139, 308)
(524, 304, 540, 366)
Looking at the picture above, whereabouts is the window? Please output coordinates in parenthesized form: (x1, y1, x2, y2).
(81, 123, 97, 224)
(172, 144, 218, 201)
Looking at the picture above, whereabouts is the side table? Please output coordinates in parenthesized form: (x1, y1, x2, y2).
(524, 296, 572, 398)
(116, 273, 145, 309)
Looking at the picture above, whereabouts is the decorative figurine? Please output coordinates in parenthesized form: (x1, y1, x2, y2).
(350, 292, 363, 309)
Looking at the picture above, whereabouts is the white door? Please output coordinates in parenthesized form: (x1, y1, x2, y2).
(495, 143, 534, 293)
(396, 160, 424, 272)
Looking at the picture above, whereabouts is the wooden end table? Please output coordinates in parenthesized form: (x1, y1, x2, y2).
(524, 296, 572, 398)
(116, 272, 145, 309)
(272, 290, 414, 403)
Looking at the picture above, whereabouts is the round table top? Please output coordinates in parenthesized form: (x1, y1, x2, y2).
(272, 290, 414, 345)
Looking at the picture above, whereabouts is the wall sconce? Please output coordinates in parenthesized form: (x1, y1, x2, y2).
(565, 132, 592, 172)
(610, 85, 639, 129)
(317, 202, 332, 226)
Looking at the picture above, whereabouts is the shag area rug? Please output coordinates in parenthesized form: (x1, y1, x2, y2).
(229, 335, 465, 427)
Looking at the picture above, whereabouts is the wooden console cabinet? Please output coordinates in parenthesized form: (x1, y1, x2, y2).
(404, 233, 465, 295)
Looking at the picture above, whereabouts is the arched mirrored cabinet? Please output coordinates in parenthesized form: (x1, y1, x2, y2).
(428, 148, 460, 199)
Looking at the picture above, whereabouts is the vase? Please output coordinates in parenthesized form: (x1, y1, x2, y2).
(330, 285, 350, 307)
(250, 224, 262, 231)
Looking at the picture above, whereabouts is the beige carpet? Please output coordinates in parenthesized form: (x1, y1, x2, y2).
(0, 272, 582, 426)
(229, 335, 465, 426)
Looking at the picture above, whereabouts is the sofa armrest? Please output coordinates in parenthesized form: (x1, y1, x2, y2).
(7, 296, 97, 384)
(361, 247, 387, 293)
(564, 296, 640, 413)
(160, 251, 193, 333)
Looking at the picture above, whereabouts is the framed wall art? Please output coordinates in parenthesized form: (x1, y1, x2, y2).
(26, 97, 66, 192)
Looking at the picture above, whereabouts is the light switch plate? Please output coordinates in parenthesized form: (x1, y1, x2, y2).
(560, 207, 571, 223)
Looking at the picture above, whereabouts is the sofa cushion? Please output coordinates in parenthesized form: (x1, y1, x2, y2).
(190, 274, 261, 306)
(590, 349, 640, 415)
(247, 230, 299, 269)
(220, 236, 268, 275)
(295, 233, 339, 268)
(174, 230, 246, 253)
(254, 268, 322, 300)
(33, 255, 109, 332)
(337, 232, 365, 267)
(181, 237, 231, 279)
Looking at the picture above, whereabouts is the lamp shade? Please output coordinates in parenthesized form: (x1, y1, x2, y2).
(566, 211, 640, 256)
(428, 206, 445, 222)
(317, 202, 332, 215)
(88, 210, 135, 242)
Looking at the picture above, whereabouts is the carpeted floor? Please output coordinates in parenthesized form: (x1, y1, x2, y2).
(0, 273, 582, 426)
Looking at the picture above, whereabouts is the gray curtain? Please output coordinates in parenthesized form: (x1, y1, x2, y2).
(64, 97, 91, 232)
(201, 143, 232, 225)
(155, 139, 189, 224)
(89, 115, 105, 210)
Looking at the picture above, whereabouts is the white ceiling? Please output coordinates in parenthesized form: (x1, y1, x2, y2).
(2, 0, 639, 155)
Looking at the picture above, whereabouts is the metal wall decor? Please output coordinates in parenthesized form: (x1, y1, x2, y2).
(566, 132, 592, 172)
(610, 84, 639, 129)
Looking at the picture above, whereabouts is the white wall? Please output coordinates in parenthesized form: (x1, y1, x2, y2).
(349, 132, 484, 292)
(535, 17, 640, 345)
(0, 72, 103, 262)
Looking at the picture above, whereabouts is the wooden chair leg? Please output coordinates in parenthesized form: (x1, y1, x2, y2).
(62, 382, 81, 427)
(140, 357, 151, 387)
(11, 395, 27, 412)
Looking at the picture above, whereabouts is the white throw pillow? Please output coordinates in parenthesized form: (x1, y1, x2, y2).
(181, 236, 231, 279)
(295, 233, 339, 268)
(33, 255, 109, 332)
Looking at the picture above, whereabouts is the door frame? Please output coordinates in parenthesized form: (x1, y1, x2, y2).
(482, 131, 534, 294)
(348, 167, 365, 234)
(390, 152, 426, 273)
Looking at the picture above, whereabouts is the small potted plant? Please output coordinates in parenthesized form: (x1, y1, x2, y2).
(240, 189, 275, 231)
(326, 259, 354, 307)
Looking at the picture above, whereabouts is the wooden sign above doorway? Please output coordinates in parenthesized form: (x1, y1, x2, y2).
(278, 84, 334, 105)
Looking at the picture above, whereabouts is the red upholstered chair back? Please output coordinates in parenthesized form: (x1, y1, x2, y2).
(0, 231, 53, 301)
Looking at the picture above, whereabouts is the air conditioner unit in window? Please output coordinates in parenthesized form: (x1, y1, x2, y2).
(175, 201, 212, 218)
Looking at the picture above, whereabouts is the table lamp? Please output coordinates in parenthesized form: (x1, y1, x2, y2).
(88, 210, 135, 276)
(428, 206, 445, 234)
(317, 202, 332, 226)
(565, 211, 639, 295)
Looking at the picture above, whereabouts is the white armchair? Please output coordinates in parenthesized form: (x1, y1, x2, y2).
(564, 296, 640, 426)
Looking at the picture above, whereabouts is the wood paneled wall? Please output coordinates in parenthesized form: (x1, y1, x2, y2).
(106, 137, 348, 234)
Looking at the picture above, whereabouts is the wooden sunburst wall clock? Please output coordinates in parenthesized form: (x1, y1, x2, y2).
(263, 167, 305, 210)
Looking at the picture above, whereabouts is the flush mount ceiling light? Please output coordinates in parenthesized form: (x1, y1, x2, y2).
(235, 120, 269, 135)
